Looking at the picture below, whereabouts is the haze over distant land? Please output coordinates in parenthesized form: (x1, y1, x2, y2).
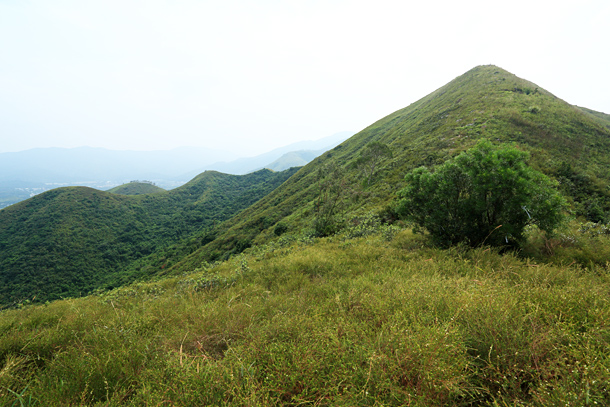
(0, 132, 352, 208)
(2, 66, 610, 405)
(3, 64, 610, 308)
(0, 1, 608, 156)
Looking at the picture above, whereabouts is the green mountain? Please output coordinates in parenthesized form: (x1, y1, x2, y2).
(107, 181, 166, 195)
(0, 168, 298, 305)
(167, 65, 610, 271)
(5, 65, 608, 304)
(1, 66, 610, 406)
(264, 150, 322, 171)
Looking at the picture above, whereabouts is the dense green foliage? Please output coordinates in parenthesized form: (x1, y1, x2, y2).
(396, 140, 566, 247)
(3, 65, 610, 302)
(352, 141, 393, 185)
(1, 227, 609, 405)
(155, 65, 610, 273)
(0, 65, 609, 405)
(311, 163, 354, 237)
(107, 181, 165, 195)
(0, 168, 298, 306)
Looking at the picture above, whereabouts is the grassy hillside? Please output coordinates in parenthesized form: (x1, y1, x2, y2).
(0, 168, 298, 306)
(107, 181, 165, 195)
(1, 227, 609, 405)
(577, 106, 610, 128)
(164, 65, 610, 272)
(1, 65, 610, 405)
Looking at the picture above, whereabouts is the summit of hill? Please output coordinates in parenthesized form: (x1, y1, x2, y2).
(2, 66, 610, 406)
(108, 181, 166, 195)
(3, 65, 610, 302)
(167, 65, 610, 271)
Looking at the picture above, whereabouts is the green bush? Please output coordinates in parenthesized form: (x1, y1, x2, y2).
(273, 222, 288, 236)
(396, 139, 566, 248)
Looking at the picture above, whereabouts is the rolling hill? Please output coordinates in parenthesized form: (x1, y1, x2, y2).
(0, 133, 353, 208)
(0, 146, 239, 185)
(165, 65, 610, 272)
(107, 181, 166, 195)
(263, 150, 322, 172)
(3, 65, 610, 303)
(1, 65, 610, 406)
(0, 168, 299, 305)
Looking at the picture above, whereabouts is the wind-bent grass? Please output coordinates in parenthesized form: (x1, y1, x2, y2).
(1, 230, 609, 405)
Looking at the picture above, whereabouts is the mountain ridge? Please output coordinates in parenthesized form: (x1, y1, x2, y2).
(2, 65, 610, 303)
(165, 65, 610, 272)
(0, 167, 299, 305)
(0, 132, 353, 208)
(1, 65, 610, 405)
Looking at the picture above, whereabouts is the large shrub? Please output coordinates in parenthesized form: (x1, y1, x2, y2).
(396, 140, 565, 247)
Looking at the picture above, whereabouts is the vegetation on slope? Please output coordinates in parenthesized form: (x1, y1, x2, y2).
(0, 168, 298, 306)
(163, 65, 610, 272)
(0, 65, 609, 405)
(1, 226, 609, 406)
(107, 181, 165, 195)
(397, 140, 566, 248)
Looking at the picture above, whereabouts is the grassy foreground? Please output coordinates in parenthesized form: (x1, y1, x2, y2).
(1, 228, 609, 406)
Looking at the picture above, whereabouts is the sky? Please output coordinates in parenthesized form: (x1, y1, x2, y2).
(1, 0, 609, 157)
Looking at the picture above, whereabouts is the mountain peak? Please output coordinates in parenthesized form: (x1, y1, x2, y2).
(175, 65, 610, 267)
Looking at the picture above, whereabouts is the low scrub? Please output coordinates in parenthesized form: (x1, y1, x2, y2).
(0, 229, 609, 405)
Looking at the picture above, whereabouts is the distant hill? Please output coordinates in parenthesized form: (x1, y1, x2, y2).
(0, 146, 239, 184)
(0, 168, 298, 305)
(166, 65, 610, 272)
(263, 150, 320, 172)
(2, 66, 610, 405)
(4, 65, 610, 304)
(181, 131, 354, 177)
(108, 181, 166, 195)
(0, 133, 352, 208)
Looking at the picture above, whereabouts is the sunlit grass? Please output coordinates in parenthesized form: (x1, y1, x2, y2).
(1, 228, 609, 405)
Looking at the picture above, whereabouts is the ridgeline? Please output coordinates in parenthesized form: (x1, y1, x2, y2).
(1, 66, 610, 405)
(166, 65, 610, 273)
(0, 168, 299, 305)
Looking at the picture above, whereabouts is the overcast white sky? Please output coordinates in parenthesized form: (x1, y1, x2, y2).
(1, 0, 609, 156)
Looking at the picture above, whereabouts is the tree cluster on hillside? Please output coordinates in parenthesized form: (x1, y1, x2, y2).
(396, 140, 566, 248)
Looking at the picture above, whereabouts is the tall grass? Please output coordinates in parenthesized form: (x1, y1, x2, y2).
(1, 229, 609, 405)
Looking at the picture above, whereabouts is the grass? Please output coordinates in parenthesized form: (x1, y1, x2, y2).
(2, 65, 610, 405)
(1, 226, 609, 405)
(173, 65, 610, 272)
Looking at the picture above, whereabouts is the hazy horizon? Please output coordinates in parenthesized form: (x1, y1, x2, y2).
(0, 130, 353, 157)
(1, 1, 609, 155)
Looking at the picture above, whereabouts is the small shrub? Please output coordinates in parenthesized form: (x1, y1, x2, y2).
(273, 222, 288, 236)
(529, 105, 541, 114)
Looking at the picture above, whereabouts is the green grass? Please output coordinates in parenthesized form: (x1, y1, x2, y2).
(168, 65, 610, 272)
(3, 65, 610, 306)
(2, 65, 610, 404)
(107, 181, 165, 195)
(1, 226, 609, 406)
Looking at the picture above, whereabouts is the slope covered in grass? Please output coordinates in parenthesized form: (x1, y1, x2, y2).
(1, 226, 609, 406)
(164, 65, 610, 271)
(1, 64, 610, 405)
(107, 181, 166, 195)
(0, 168, 298, 305)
